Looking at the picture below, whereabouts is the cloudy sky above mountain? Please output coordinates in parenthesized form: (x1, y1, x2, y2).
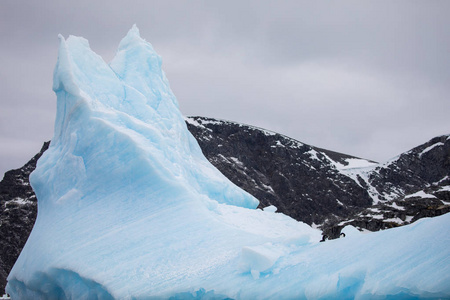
(1, 1, 449, 176)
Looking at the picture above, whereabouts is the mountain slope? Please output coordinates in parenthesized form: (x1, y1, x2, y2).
(332, 134, 450, 236)
(186, 117, 450, 234)
(185, 116, 376, 225)
(369, 134, 450, 200)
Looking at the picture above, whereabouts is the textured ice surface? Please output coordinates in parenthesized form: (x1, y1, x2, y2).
(6, 27, 450, 299)
(340, 225, 362, 237)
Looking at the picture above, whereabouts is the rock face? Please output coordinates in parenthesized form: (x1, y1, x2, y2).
(368, 135, 450, 201)
(0, 142, 49, 292)
(330, 134, 450, 238)
(0, 117, 449, 293)
(185, 117, 375, 225)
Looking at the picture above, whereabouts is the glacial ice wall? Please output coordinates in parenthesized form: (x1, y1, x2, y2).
(6, 27, 450, 299)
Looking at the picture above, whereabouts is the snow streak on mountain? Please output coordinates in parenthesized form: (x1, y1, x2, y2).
(6, 27, 450, 299)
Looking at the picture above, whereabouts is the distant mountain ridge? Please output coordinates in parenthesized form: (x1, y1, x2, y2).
(0, 117, 449, 293)
(185, 117, 450, 233)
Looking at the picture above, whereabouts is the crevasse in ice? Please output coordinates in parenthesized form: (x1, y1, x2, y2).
(6, 26, 450, 299)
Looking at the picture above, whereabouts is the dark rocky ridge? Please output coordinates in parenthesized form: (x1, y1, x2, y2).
(1, 118, 449, 293)
(0, 142, 49, 292)
(368, 135, 450, 199)
(324, 134, 450, 238)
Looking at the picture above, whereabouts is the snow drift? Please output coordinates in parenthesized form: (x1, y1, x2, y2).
(6, 26, 450, 299)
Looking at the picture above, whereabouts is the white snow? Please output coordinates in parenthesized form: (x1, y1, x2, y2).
(195, 119, 224, 126)
(3, 197, 34, 211)
(323, 154, 384, 204)
(229, 156, 245, 168)
(307, 149, 320, 161)
(6, 197, 32, 206)
(254, 127, 277, 137)
(260, 183, 275, 193)
(334, 158, 378, 170)
(439, 176, 449, 183)
(6, 26, 450, 300)
(370, 214, 384, 220)
(405, 190, 437, 199)
(419, 142, 444, 157)
(184, 117, 212, 132)
(387, 201, 405, 210)
(437, 185, 450, 192)
(383, 217, 403, 224)
(383, 188, 405, 202)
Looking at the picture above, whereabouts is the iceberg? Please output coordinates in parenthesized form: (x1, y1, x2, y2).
(6, 26, 450, 299)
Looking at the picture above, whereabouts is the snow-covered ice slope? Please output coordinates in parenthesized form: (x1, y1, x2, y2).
(6, 27, 450, 299)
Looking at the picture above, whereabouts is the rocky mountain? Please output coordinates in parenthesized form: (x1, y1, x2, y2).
(330, 134, 450, 237)
(185, 117, 377, 225)
(186, 117, 450, 236)
(0, 117, 449, 293)
(0, 142, 49, 292)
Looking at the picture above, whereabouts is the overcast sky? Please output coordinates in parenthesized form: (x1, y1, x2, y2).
(1, 1, 450, 176)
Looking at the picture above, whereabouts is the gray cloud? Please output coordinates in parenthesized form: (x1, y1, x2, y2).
(1, 1, 450, 176)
